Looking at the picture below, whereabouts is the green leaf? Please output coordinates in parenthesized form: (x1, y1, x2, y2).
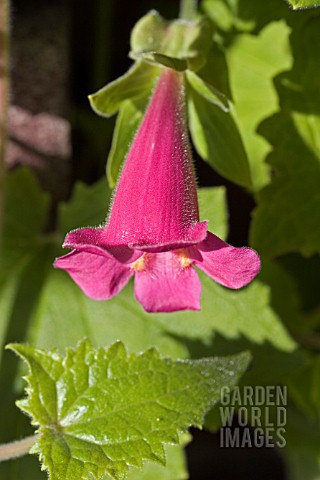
(284, 407, 320, 480)
(195, 42, 232, 100)
(283, 357, 320, 480)
(188, 86, 251, 187)
(130, 11, 213, 72)
(1, 167, 50, 273)
(28, 269, 188, 359)
(202, 0, 259, 31)
(287, 355, 320, 418)
(130, 52, 188, 72)
(0, 167, 51, 359)
(153, 274, 296, 352)
(88, 62, 159, 117)
(30, 266, 296, 360)
(226, 20, 292, 190)
(202, 0, 236, 31)
(285, 0, 320, 9)
(260, 255, 320, 334)
(106, 98, 146, 188)
(250, 111, 320, 258)
(59, 178, 111, 234)
(115, 435, 190, 480)
(198, 186, 228, 240)
(250, 16, 320, 257)
(8, 340, 250, 480)
(186, 70, 229, 111)
(202, 0, 294, 33)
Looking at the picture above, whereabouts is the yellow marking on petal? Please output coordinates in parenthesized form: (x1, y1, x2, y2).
(130, 253, 151, 271)
(175, 248, 193, 268)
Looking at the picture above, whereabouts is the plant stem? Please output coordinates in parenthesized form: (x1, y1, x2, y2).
(0, 0, 9, 245)
(179, 0, 198, 20)
(0, 435, 38, 462)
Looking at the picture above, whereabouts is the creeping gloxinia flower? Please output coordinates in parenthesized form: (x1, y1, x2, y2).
(54, 68, 260, 312)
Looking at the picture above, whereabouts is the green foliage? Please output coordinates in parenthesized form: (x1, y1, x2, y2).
(186, 70, 229, 112)
(2, 1, 320, 478)
(89, 62, 160, 117)
(8, 341, 250, 480)
(89, 9, 253, 188)
(188, 87, 251, 187)
(59, 178, 111, 234)
(106, 98, 146, 188)
(1, 168, 50, 273)
(226, 20, 292, 190)
(285, 0, 320, 9)
(197, 186, 228, 240)
(283, 356, 320, 479)
(130, 10, 213, 71)
(250, 16, 320, 257)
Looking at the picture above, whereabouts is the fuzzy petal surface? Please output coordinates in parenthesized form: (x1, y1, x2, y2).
(134, 252, 201, 313)
(64, 227, 142, 263)
(54, 250, 133, 300)
(193, 232, 261, 289)
(104, 68, 205, 250)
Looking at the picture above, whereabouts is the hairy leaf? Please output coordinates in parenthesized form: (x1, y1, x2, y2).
(8, 341, 250, 480)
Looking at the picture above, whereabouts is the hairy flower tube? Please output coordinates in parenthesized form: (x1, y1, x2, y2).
(54, 68, 260, 312)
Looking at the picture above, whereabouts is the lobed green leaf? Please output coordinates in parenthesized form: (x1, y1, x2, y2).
(7, 341, 250, 480)
(226, 20, 292, 190)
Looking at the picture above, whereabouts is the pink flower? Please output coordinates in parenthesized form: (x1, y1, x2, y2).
(54, 68, 260, 313)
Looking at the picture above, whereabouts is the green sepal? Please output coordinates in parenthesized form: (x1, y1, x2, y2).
(129, 51, 188, 72)
(106, 96, 147, 188)
(130, 10, 213, 72)
(88, 61, 160, 117)
(187, 85, 252, 187)
(186, 70, 229, 111)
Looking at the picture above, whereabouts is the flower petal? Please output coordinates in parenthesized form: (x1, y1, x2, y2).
(193, 232, 261, 289)
(64, 227, 142, 264)
(54, 250, 133, 300)
(104, 68, 204, 250)
(132, 221, 208, 252)
(134, 252, 201, 313)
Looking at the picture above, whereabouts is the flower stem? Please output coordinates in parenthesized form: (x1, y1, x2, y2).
(179, 0, 198, 20)
(0, 0, 10, 245)
(0, 435, 38, 462)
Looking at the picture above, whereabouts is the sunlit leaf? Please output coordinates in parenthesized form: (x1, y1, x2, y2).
(188, 86, 251, 187)
(89, 62, 159, 117)
(285, 0, 320, 9)
(8, 341, 250, 480)
(130, 10, 213, 71)
(186, 70, 229, 111)
(226, 20, 292, 190)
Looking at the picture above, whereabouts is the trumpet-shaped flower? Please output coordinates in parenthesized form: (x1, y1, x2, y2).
(54, 68, 260, 312)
